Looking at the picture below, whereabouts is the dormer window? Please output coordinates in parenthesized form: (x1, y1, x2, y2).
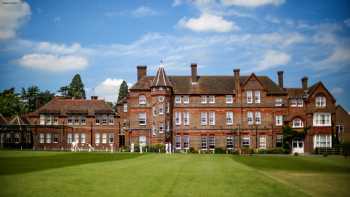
(139, 95, 146, 105)
(316, 96, 326, 108)
(292, 118, 304, 128)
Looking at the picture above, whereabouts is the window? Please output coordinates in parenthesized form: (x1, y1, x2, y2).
(108, 133, 114, 144)
(166, 121, 170, 132)
(46, 133, 51, 143)
(246, 91, 253, 104)
(139, 95, 146, 105)
(159, 123, 164, 133)
(152, 106, 157, 116)
(314, 135, 332, 148)
(80, 133, 86, 144)
(68, 116, 73, 125)
(166, 102, 170, 113)
(275, 115, 283, 126)
(259, 136, 266, 149)
(201, 96, 207, 104)
(276, 135, 283, 147)
(208, 136, 215, 149)
(209, 112, 215, 126)
(247, 112, 253, 125)
(138, 112, 147, 125)
(158, 96, 164, 102)
(95, 133, 100, 144)
(254, 91, 261, 103)
(316, 96, 326, 108)
(226, 112, 233, 125)
(242, 136, 250, 147)
(292, 118, 304, 128)
(183, 96, 190, 104)
(290, 99, 297, 107)
(159, 104, 164, 115)
(123, 104, 128, 112)
(297, 99, 303, 107)
(226, 136, 234, 149)
(95, 118, 100, 125)
(183, 135, 190, 149)
(109, 115, 114, 125)
(39, 133, 45, 143)
(40, 115, 45, 125)
(313, 113, 331, 126)
(102, 115, 107, 125)
(275, 98, 283, 106)
(208, 96, 215, 104)
(175, 96, 181, 104)
(53, 116, 58, 125)
(81, 116, 86, 125)
(183, 112, 190, 126)
(255, 112, 261, 125)
(46, 115, 52, 125)
(175, 135, 181, 149)
(201, 136, 207, 150)
(74, 133, 80, 143)
(200, 112, 207, 126)
(336, 125, 344, 142)
(226, 95, 233, 104)
(67, 133, 73, 144)
(53, 134, 59, 143)
(74, 117, 80, 125)
(175, 112, 181, 125)
(102, 133, 107, 144)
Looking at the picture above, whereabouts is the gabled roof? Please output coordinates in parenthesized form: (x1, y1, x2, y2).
(151, 66, 173, 87)
(307, 81, 336, 102)
(286, 88, 305, 98)
(241, 73, 265, 89)
(7, 115, 30, 125)
(29, 97, 114, 116)
(130, 75, 286, 95)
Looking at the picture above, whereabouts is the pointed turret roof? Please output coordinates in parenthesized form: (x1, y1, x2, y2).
(151, 64, 173, 87)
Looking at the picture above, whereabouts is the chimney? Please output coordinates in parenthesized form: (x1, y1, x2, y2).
(277, 71, 284, 89)
(302, 76, 308, 90)
(137, 65, 147, 81)
(91, 96, 98, 100)
(234, 69, 240, 93)
(191, 63, 198, 83)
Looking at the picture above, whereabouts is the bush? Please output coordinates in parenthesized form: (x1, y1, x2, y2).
(214, 148, 226, 154)
(241, 147, 254, 155)
(188, 147, 197, 153)
(294, 152, 299, 156)
(147, 144, 165, 153)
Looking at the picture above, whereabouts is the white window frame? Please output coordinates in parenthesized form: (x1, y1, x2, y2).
(292, 118, 304, 128)
(254, 91, 261, 104)
(109, 115, 114, 125)
(242, 136, 250, 147)
(275, 115, 283, 126)
(80, 133, 86, 144)
(183, 112, 190, 126)
(226, 112, 233, 125)
(209, 112, 216, 126)
(175, 112, 181, 125)
(201, 112, 208, 126)
(159, 104, 164, 115)
(95, 133, 100, 144)
(246, 91, 253, 104)
(159, 123, 164, 133)
(158, 96, 164, 102)
(123, 103, 128, 112)
(138, 112, 147, 126)
(39, 133, 45, 143)
(275, 98, 283, 107)
(259, 136, 266, 149)
(201, 136, 207, 150)
(247, 112, 253, 125)
(183, 135, 190, 149)
(290, 99, 297, 107)
(316, 96, 326, 108)
(226, 95, 233, 104)
(67, 133, 73, 144)
(40, 115, 45, 125)
(175, 135, 181, 149)
(183, 96, 190, 104)
(201, 96, 207, 104)
(46, 133, 51, 143)
(297, 99, 303, 107)
(313, 134, 332, 149)
(255, 112, 261, 125)
(74, 133, 80, 143)
(108, 133, 114, 144)
(139, 95, 147, 105)
(313, 113, 331, 127)
(226, 136, 234, 149)
(175, 96, 181, 104)
(208, 136, 215, 149)
(102, 133, 107, 144)
(208, 96, 215, 104)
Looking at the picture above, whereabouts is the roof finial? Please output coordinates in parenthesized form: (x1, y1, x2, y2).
(159, 59, 164, 68)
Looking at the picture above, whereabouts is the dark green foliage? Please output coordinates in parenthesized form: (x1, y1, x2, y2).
(59, 74, 86, 99)
(241, 147, 254, 155)
(257, 148, 288, 154)
(146, 144, 165, 153)
(214, 147, 226, 154)
(21, 86, 54, 112)
(188, 147, 197, 153)
(117, 80, 128, 102)
(0, 88, 27, 117)
(282, 125, 309, 153)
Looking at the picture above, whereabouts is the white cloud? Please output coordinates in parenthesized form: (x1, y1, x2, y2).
(257, 50, 290, 71)
(36, 42, 83, 54)
(132, 6, 158, 17)
(331, 87, 343, 95)
(318, 47, 350, 71)
(18, 54, 88, 72)
(0, 0, 31, 40)
(222, 0, 285, 7)
(178, 13, 239, 33)
(344, 18, 350, 27)
(258, 32, 305, 47)
(94, 78, 124, 102)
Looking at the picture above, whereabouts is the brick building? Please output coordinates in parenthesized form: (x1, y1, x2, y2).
(27, 97, 118, 151)
(117, 63, 339, 153)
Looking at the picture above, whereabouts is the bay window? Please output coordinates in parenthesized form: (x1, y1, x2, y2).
(313, 135, 332, 148)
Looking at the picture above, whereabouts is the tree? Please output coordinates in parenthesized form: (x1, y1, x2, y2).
(58, 74, 86, 99)
(21, 86, 54, 112)
(117, 80, 128, 102)
(37, 90, 55, 108)
(282, 125, 309, 152)
(0, 88, 27, 117)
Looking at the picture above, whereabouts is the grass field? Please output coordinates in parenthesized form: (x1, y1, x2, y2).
(0, 151, 349, 197)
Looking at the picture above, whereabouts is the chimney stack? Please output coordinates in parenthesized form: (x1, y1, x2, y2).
(234, 69, 240, 93)
(191, 63, 198, 83)
(277, 71, 284, 89)
(302, 76, 308, 90)
(137, 65, 147, 81)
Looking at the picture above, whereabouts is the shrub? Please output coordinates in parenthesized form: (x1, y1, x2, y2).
(188, 147, 197, 154)
(214, 148, 226, 154)
(294, 152, 299, 156)
(241, 147, 254, 155)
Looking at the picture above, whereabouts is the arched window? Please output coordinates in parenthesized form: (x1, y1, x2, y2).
(292, 118, 304, 128)
(139, 95, 146, 105)
(316, 96, 326, 108)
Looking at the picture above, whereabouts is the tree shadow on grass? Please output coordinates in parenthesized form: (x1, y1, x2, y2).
(0, 152, 142, 175)
(232, 156, 350, 174)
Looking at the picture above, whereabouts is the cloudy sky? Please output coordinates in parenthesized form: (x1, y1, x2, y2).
(0, 0, 350, 109)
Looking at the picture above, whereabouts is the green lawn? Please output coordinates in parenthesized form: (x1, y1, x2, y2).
(0, 151, 349, 197)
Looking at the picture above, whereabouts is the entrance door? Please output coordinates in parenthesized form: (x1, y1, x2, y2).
(292, 139, 304, 154)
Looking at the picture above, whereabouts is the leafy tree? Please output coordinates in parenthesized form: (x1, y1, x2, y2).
(58, 74, 86, 99)
(117, 80, 128, 102)
(282, 125, 309, 152)
(0, 88, 27, 117)
(37, 90, 55, 108)
(21, 86, 54, 112)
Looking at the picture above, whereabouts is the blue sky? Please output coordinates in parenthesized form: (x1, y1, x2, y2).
(0, 0, 350, 110)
